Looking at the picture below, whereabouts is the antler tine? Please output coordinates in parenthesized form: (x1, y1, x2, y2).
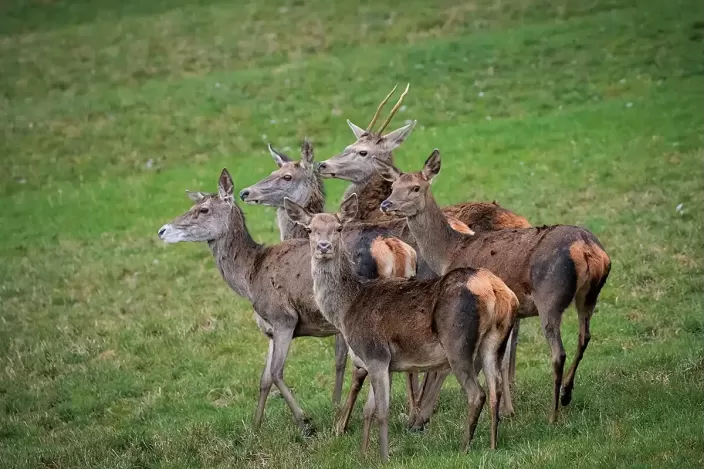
(377, 83, 410, 134)
(366, 84, 398, 132)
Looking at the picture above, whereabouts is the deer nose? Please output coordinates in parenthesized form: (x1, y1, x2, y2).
(158, 227, 166, 238)
(239, 189, 250, 201)
(317, 241, 332, 253)
(380, 200, 393, 212)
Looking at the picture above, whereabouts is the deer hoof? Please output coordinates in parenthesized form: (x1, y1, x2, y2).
(300, 419, 316, 437)
(560, 387, 573, 406)
(408, 420, 428, 433)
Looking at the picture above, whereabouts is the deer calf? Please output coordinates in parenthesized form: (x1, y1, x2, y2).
(376, 150, 611, 424)
(285, 194, 518, 461)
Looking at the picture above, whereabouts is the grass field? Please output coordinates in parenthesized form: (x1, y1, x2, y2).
(1, 0, 703, 467)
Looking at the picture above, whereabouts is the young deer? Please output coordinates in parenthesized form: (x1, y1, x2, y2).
(158, 168, 345, 435)
(239, 139, 421, 424)
(285, 194, 518, 461)
(375, 150, 612, 424)
(316, 84, 531, 231)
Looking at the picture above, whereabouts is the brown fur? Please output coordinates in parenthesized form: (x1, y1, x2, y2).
(379, 150, 611, 424)
(285, 195, 518, 460)
(447, 216, 474, 235)
(370, 236, 417, 279)
(569, 240, 611, 298)
(444, 202, 531, 231)
(466, 269, 519, 334)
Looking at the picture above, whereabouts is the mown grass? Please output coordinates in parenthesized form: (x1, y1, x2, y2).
(0, 0, 703, 468)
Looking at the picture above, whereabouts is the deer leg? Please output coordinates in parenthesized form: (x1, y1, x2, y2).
(540, 312, 566, 424)
(480, 334, 505, 450)
(361, 386, 376, 453)
(254, 339, 274, 429)
(335, 366, 367, 435)
(408, 371, 433, 427)
(270, 328, 313, 435)
(369, 369, 391, 462)
(504, 318, 520, 385)
(411, 370, 450, 431)
(561, 300, 593, 406)
(500, 352, 515, 418)
(333, 333, 348, 407)
(405, 373, 419, 421)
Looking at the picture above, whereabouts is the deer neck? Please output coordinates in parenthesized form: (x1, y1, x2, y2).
(344, 173, 394, 221)
(276, 191, 325, 241)
(310, 246, 361, 331)
(209, 206, 262, 299)
(406, 194, 460, 275)
(276, 209, 310, 240)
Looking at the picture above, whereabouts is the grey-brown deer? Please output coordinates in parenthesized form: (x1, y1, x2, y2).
(316, 84, 531, 232)
(157, 168, 345, 435)
(285, 194, 518, 462)
(375, 150, 612, 424)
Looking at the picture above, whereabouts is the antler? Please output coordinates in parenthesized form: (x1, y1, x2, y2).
(366, 84, 398, 132)
(377, 83, 410, 134)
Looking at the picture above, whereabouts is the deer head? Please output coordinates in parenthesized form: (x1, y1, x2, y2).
(376, 149, 441, 217)
(285, 194, 358, 259)
(158, 169, 236, 243)
(317, 84, 416, 183)
(239, 139, 321, 207)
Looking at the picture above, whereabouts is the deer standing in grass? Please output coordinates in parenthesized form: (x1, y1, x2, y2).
(239, 139, 422, 426)
(317, 85, 531, 427)
(285, 194, 518, 461)
(157, 168, 350, 435)
(375, 150, 611, 424)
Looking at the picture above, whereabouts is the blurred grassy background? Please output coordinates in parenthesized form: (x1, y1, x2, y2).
(0, 0, 703, 467)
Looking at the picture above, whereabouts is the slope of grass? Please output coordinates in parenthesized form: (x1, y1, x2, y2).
(0, 0, 702, 468)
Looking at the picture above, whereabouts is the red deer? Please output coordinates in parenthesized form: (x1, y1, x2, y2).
(158, 169, 349, 435)
(375, 150, 611, 424)
(285, 194, 518, 461)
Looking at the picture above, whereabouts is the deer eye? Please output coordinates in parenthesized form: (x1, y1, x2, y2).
(199, 207, 210, 214)
(359, 150, 368, 157)
(336, 225, 343, 232)
(305, 227, 312, 234)
(282, 175, 292, 181)
(412, 186, 420, 192)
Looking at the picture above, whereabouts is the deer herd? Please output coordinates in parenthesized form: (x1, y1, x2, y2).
(157, 85, 611, 461)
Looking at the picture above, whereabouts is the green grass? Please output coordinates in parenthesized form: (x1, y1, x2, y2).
(0, 0, 703, 467)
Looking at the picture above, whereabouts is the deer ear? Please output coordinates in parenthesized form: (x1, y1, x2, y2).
(284, 198, 313, 226)
(381, 120, 416, 150)
(347, 120, 366, 140)
(218, 168, 235, 203)
(421, 149, 441, 182)
(372, 157, 401, 182)
(300, 138, 315, 168)
(185, 190, 210, 204)
(338, 193, 358, 223)
(268, 143, 292, 168)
